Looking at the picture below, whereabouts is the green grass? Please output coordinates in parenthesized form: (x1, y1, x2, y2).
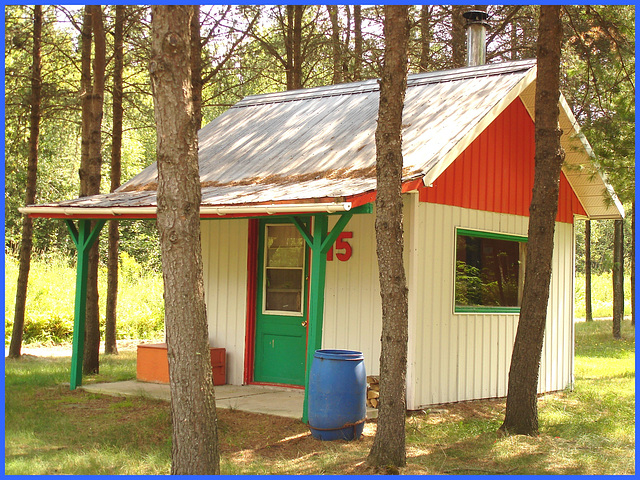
(574, 272, 632, 319)
(5, 252, 165, 344)
(398, 319, 635, 475)
(5, 319, 634, 475)
(5, 350, 171, 475)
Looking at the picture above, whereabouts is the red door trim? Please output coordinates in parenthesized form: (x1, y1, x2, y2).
(243, 219, 259, 384)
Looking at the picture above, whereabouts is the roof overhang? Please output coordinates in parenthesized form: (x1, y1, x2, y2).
(518, 82, 624, 220)
(19, 201, 353, 220)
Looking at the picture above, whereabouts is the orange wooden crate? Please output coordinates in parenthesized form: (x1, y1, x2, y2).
(137, 343, 226, 385)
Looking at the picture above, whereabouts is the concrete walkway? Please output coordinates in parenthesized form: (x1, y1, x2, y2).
(81, 381, 378, 420)
(81, 382, 305, 419)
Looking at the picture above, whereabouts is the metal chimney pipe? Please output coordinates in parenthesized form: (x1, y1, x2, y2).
(463, 9, 490, 66)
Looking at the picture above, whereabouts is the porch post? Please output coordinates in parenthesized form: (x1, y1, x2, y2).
(65, 219, 106, 390)
(293, 212, 353, 423)
(302, 214, 327, 423)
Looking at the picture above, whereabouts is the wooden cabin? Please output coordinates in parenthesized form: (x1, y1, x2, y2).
(23, 59, 623, 410)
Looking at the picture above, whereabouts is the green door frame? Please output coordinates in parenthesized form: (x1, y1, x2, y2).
(65, 218, 107, 390)
(291, 203, 372, 423)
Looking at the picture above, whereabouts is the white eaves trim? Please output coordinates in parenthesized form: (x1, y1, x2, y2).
(19, 202, 353, 218)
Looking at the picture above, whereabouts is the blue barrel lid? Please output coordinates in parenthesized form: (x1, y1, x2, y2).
(314, 349, 363, 361)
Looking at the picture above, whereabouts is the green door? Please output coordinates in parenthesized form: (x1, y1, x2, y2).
(254, 219, 309, 386)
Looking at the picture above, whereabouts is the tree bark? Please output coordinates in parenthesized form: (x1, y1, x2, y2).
(612, 218, 624, 338)
(190, 5, 202, 130)
(149, 5, 220, 474)
(82, 5, 106, 374)
(328, 5, 342, 84)
(499, 5, 564, 436)
(79, 7, 92, 192)
(292, 6, 303, 90)
(105, 4, 124, 355)
(284, 6, 294, 90)
(342, 6, 351, 79)
(8, 4, 42, 359)
(585, 219, 593, 322)
(451, 5, 467, 68)
(367, 5, 410, 470)
(353, 5, 363, 81)
(419, 5, 432, 72)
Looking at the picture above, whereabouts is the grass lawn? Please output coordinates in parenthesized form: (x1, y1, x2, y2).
(5, 320, 635, 475)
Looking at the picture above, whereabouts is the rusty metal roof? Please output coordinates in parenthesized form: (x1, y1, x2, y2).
(22, 59, 623, 219)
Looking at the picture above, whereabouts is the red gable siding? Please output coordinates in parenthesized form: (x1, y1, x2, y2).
(418, 98, 586, 223)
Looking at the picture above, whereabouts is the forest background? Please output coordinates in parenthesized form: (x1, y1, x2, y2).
(4, 5, 635, 344)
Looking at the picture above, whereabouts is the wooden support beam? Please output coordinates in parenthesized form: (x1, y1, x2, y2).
(302, 214, 327, 424)
(64, 219, 106, 390)
(292, 210, 359, 423)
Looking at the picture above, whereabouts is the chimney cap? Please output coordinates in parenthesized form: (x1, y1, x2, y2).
(463, 9, 490, 26)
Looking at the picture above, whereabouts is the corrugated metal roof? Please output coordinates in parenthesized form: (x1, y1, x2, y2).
(120, 60, 537, 195)
(23, 59, 623, 219)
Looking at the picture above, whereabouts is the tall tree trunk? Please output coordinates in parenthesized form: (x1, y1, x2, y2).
(328, 5, 342, 84)
(8, 4, 42, 359)
(354, 5, 363, 81)
(149, 5, 220, 474)
(367, 5, 410, 470)
(510, 15, 519, 60)
(585, 219, 593, 322)
(284, 5, 294, 90)
(612, 218, 624, 338)
(82, 5, 106, 374)
(499, 5, 564, 436)
(451, 5, 467, 68)
(342, 5, 351, 79)
(190, 5, 202, 130)
(79, 7, 92, 188)
(419, 5, 432, 72)
(105, 4, 124, 355)
(292, 5, 303, 90)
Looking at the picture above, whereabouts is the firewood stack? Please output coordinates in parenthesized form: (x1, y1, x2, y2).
(366, 375, 380, 408)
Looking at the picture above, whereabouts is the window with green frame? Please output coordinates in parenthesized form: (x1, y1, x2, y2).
(454, 228, 527, 313)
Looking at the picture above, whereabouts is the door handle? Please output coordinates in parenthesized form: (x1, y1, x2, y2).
(301, 320, 308, 327)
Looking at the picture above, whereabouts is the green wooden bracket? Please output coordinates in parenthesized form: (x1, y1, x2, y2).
(64, 219, 106, 390)
(320, 212, 353, 254)
(291, 216, 313, 248)
(66, 220, 80, 247)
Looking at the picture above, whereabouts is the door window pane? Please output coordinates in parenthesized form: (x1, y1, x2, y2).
(265, 269, 303, 312)
(266, 225, 305, 268)
(264, 225, 305, 313)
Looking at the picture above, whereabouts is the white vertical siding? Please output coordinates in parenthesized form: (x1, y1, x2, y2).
(198, 201, 574, 407)
(200, 219, 248, 386)
(539, 221, 575, 393)
(409, 201, 575, 408)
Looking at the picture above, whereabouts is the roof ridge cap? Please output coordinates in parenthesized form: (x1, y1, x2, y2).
(234, 59, 537, 108)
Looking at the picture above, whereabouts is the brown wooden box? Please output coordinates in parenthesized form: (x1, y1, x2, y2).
(136, 343, 226, 385)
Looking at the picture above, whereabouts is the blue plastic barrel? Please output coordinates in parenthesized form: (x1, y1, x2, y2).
(308, 349, 366, 441)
